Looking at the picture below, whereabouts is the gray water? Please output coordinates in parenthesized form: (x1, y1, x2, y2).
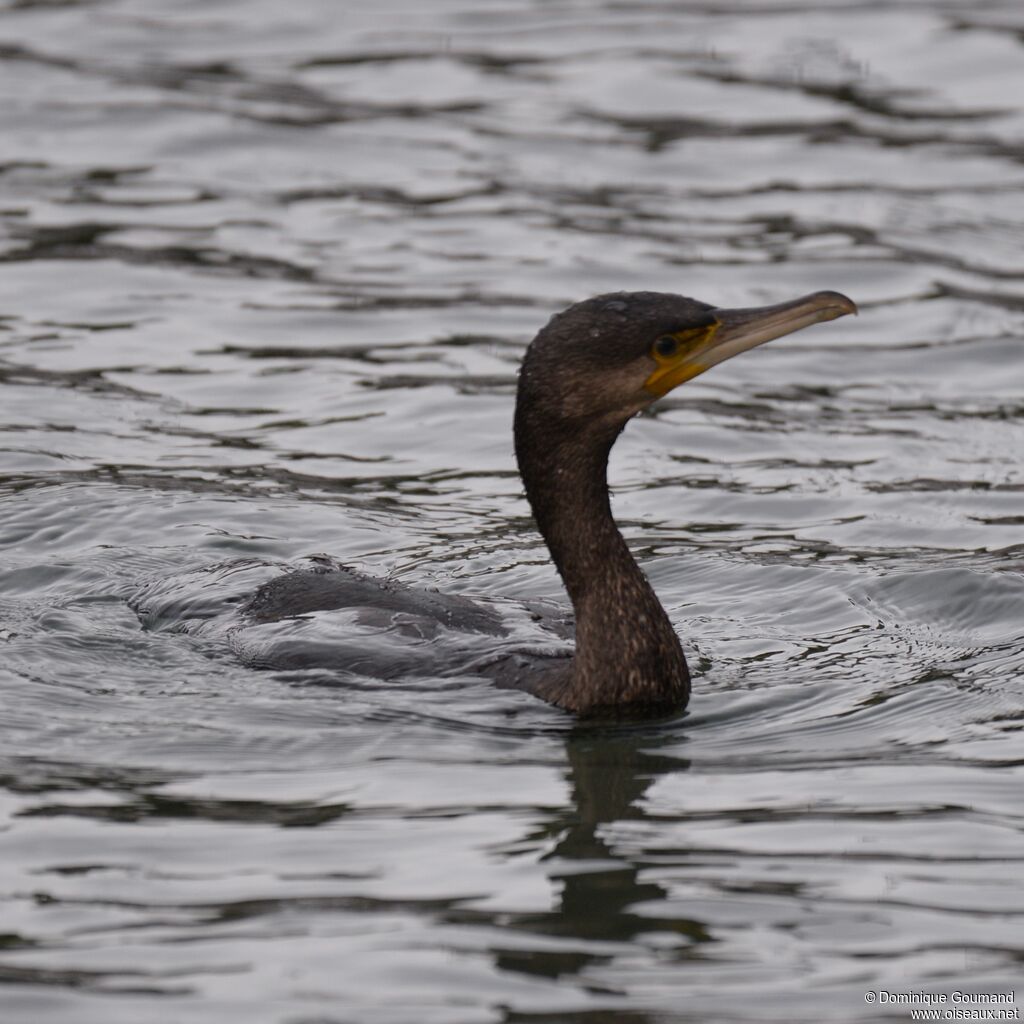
(1, 1, 1023, 1022)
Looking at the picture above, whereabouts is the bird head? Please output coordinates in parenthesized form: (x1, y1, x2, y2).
(518, 289, 857, 428)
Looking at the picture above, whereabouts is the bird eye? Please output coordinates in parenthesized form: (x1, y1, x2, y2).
(653, 335, 679, 359)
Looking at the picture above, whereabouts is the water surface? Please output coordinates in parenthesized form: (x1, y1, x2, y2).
(1, 1, 1023, 1021)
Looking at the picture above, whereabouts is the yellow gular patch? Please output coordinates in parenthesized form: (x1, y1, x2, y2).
(643, 323, 720, 396)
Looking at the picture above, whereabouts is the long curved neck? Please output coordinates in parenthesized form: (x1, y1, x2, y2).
(514, 403, 690, 715)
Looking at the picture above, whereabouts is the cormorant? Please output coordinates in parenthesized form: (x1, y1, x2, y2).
(241, 289, 856, 717)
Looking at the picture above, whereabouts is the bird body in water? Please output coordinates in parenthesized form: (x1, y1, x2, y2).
(241, 289, 856, 717)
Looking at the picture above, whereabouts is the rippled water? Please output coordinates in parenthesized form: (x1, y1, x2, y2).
(2, 1, 1023, 1021)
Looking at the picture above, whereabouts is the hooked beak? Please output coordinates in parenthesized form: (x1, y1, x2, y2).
(644, 290, 857, 397)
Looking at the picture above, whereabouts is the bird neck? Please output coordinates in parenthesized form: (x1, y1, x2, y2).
(514, 410, 690, 715)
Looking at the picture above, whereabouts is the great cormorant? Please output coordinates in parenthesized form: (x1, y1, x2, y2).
(242, 289, 856, 717)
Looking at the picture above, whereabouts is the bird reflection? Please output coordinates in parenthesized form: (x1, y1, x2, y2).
(488, 726, 711, 999)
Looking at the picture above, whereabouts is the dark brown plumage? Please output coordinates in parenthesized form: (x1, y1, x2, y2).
(238, 289, 856, 717)
(510, 294, 714, 715)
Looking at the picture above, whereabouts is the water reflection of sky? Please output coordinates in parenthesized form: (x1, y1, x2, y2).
(1, 1, 1022, 1021)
